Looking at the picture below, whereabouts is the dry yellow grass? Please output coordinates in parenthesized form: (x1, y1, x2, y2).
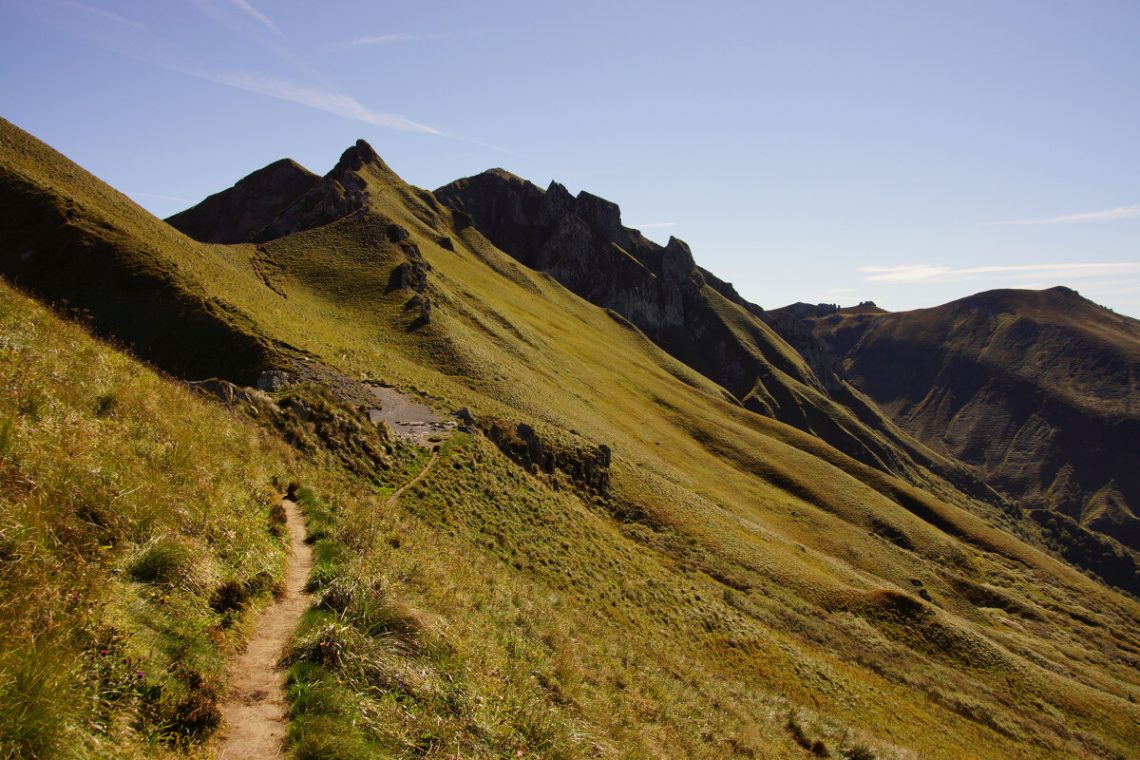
(2, 117, 1139, 758)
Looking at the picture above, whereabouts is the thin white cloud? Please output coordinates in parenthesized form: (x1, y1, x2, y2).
(37, 0, 185, 69)
(205, 71, 442, 134)
(862, 262, 1140, 283)
(339, 32, 415, 49)
(630, 222, 678, 230)
(989, 204, 1140, 225)
(229, 0, 280, 35)
(32, 2, 443, 136)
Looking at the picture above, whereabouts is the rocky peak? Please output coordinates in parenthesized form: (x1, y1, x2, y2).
(166, 158, 320, 244)
(661, 236, 700, 284)
(330, 139, 389, 177)
(168, 139, 405, 245)
(542, 181, 575, 219)
(574, 191, 628, 248)
(484, 167, 527, 184)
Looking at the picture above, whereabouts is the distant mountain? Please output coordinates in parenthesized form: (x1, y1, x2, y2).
(799, 287, 1140, 582)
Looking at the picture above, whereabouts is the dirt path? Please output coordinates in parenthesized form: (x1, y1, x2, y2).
(216, 498, 312, 760)
(388, 450, 439, 506)
(215, 452, 441, 758)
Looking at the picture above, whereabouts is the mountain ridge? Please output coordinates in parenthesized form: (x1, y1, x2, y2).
(433, 166, 1017, 511)
(800, 285, 1140, 582)
(4, 118, 1140, 758)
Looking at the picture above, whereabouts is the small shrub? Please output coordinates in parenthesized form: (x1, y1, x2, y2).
(94, 392, 117, 417)
(268, 501, 288, 538)
(787, 712, 830, 757)
(209, 580, 250, 614)
(289, 715, 373, 760)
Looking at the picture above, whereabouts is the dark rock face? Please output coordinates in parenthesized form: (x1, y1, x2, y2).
(166, 159, 321, 244)
(255, 369, 295, 392)
(168, 139, 395, 244)
(435, 170, 816, 400)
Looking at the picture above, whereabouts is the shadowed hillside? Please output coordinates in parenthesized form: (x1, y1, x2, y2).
(802, 288, 1140, 590)
(4, 117, 1140, 758)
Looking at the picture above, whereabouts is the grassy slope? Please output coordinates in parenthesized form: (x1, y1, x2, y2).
(3, 119, 1140, 758)
(0, 117, 296, 383)
(0, 280, 294, 758)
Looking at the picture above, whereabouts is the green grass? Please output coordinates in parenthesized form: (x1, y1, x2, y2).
(0, 281, 294, 758)
(3, 117, 1140, 758)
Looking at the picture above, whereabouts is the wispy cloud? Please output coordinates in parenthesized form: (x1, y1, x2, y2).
(630, 222, 678, 230)
(229, 0, 280, 35)
(861, 262, 1140, 283)
(989, 204, 1140, 225)
(205, 71, 442, 134)
(339, 32, 415, 49)
(31, 2, 443, 135)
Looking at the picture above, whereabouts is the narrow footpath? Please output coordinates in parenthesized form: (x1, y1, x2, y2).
(216, 498, 312, 759)
(388, 450, 438, 506)
(216, 450, 441, 758)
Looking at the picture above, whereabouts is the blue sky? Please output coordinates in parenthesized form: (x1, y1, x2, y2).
(3, 1, 1139, 317)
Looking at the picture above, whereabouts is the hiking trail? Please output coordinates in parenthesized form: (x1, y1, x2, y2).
(216, 449, 441, 758)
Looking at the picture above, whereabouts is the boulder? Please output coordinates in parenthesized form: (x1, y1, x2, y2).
(256, 370, 295, 393)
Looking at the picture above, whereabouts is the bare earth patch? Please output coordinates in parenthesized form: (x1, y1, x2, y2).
(367, 384, 456, 445)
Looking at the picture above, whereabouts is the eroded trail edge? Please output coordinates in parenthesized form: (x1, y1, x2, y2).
(217, 498, 313, 760)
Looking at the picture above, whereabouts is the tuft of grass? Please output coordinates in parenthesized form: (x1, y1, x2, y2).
(128, 538, 193, 585)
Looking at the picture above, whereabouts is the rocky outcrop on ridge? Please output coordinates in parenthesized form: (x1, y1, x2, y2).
(168, 140, 394, 244)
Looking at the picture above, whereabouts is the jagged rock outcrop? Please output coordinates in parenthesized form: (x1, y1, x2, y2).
(168, 139, 396, 244)
(436, 170, 819, 400)
(483, 418, 612, 492)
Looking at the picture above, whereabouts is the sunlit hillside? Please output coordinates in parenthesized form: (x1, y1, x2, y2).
(2, 117, 1139, 759)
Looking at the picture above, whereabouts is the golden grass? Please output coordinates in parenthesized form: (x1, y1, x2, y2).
(3, 117, 1140, 757)
(0, 281, 294, 758)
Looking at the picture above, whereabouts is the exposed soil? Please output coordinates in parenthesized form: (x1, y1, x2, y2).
(216, 498, 312, 759)
(367, 384, 456, 445)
